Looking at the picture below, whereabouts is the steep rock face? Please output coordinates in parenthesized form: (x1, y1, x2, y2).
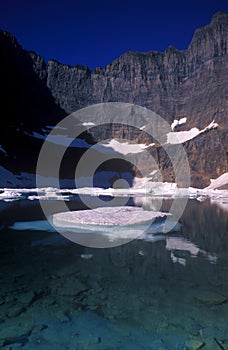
(33, 12, 227, 128)
(0, 12, 227, 187)
(0, 30, 66, 175)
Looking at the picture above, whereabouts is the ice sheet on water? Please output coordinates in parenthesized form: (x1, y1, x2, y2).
(53, 206, 168, 227)
(9, 212, 180, 245)
(28, 194, 72, 201)
(9, 220, 55, 232)
(0, 184, 227, 202)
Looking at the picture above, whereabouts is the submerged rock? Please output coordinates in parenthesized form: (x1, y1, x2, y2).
(195, 290, 228, 307)
(185, 338, 205, 350)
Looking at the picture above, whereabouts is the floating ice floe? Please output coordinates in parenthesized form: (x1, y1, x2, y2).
(0, 183, 227, 202)
(0, 190, 23, 201)
(9, 220, 55, 232)
(53, 206, 168, 228)
(51, 206, 173, 245)
(1, 171, 228, 205)
(28, 194, 72, 201)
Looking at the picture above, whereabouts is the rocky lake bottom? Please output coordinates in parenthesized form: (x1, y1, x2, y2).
(0, 197, 228, 349)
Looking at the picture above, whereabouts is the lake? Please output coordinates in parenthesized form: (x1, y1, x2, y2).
(0, 197, 228, 349)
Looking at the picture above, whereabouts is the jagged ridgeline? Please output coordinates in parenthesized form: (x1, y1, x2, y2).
(0, 11, 227, 187)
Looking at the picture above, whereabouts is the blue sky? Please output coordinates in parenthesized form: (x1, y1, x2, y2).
(1, 0, 228, 69)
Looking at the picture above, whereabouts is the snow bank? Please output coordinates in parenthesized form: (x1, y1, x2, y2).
(100, 139, 154, 155)
(167, 120, 218, 144)
(204, 172, 228, 190)
(26, 130, 154, 155)
(171, 117, 187, 131)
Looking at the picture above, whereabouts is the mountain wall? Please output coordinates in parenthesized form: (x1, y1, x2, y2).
(0, 11, 227, 187)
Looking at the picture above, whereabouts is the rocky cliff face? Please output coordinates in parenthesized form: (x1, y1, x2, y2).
(0, 11, 227, 187)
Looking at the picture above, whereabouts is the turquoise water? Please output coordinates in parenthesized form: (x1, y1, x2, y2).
(0, 199, 228, 349)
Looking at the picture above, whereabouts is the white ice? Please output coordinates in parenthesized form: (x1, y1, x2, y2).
(1, 181, 228, 202)
(53, 206, 168, 228)
(28, 194, 72, 201)
(0, 190, 22, 201)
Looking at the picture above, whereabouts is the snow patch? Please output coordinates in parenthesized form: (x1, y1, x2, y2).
(171, 117, 187, 130)
(204, 172, 228, 190)
(76, 122, 95, 126)
(167, 120, 218, 144)
(100, 139, 154, 155)
(25, 130, 154, 155)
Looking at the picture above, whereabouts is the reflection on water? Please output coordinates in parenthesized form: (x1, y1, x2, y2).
(0, 198, 228, 349)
